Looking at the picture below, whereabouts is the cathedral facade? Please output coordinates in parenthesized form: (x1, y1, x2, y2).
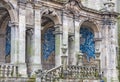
(0, 0, 119, 82)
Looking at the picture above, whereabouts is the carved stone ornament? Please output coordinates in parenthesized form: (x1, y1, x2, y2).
(65, 0, 80, 14)
(42, 8, 57, 17)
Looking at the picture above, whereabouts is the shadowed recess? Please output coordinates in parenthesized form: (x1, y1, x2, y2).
(5, 25, 11, 56)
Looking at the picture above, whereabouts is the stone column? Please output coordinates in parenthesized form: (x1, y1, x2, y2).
(102, 24, 110, 82)
(74, 20, 80, 65)
(62, 13, 69, 64)
(10, 22, 19, 64)
(18, 2, 27, 77)
(102, 16, 119, 82)
(54, 24, 63, 66)
(30, 3, 41, 75)
(68, 34, 75, 65)
(108, 22, 119, 81)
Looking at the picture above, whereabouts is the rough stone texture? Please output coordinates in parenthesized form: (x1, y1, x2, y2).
(0, 0, 119, 82)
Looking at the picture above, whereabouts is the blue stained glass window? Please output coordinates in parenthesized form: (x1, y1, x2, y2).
(5, 25, 11, 56)
(42, 27, 55, 60)
(80, 27, 95, 60)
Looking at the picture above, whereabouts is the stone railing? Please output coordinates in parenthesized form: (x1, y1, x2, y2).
(41, 65, 63, 82)
(67, 65, 99, 79)
(0, 63, 18, 77)
(37, 65, 100, 82)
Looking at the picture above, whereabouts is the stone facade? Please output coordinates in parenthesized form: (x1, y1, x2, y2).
(0, 0, 119, 82)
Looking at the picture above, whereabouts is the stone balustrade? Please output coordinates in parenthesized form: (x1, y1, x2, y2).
(41, 65, 63, 82)
(38, 65, 100, 82)
(0, 63, 18, 77)
(67, 65, 99, 79)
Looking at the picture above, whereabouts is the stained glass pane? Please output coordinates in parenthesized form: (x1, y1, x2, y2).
(42, 27, 55, 60)
(5, 25, 11, 56)
(80, 27, 95, 60)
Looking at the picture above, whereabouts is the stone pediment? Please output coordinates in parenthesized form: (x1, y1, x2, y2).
(65, 0, 82, 14)
(64, 0, 102, 15)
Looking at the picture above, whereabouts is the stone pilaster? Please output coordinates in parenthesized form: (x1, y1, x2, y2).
(74, 20, 80, 65)
(29, 3, 41, 75)
(18, 1, 27, 77)
(102, 24, 110, 82)
(108, 21, 119, 82)
(68, 33, 75, 65)
(62, 13, 69, 64)
(10, 22, 19, 64)
(54, 24, 63, 66)
(101, 15, 119, 82)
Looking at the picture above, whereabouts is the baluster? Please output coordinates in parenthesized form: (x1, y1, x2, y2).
(93, 67, 96, 79)
(78, 66, 80, 79)
(83, 66, 85, 78)
(74, 66, 76, 78)
(84, 66, 86, 79)
(16, 66, 18, 77)
(7, 65, 10, 77)
(13, 65, 17, 77)
(88, 66, 90, 79)
(9, 65, 13, 77)
(1, 65, 3, 77)
(80, 66, 82, 79)
(86, 66, 89, 78)
(11, 66, 14, 77)
(2, 65, 6, 77)
(91, 66, 94, 79)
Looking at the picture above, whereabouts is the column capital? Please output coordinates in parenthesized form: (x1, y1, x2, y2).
(18, 0, 26, 9)
(54, 24, 62, 28)
(53, 24, 63, 35)
(26, 28, 34, 36)
(68, 32, 75, 41)
(8, 21, 19, 27)
(53, 31, 63, 35)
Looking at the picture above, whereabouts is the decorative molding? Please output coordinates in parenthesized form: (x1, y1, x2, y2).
(8, 21, 19, 27)
(53, 31, 63, 35)
(26, 28, 34, 36)
(68, 32, 74, 41)
(26, 24, 34, 28)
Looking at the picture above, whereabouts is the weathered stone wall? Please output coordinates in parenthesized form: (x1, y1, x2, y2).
(0, 0, 119, 82)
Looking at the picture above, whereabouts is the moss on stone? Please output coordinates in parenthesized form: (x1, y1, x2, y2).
(103, 77, 107, 82)
(27, 78, 36, 82)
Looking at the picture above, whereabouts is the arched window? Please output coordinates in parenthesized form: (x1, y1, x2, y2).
(41, 16, 55, 70)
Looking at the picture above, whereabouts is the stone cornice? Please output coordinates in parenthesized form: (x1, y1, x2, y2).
(26, 24, 34, 28)
(40, 0, 120, 18)
(101, 11, 120, 17)
(33, 1, 42, 10)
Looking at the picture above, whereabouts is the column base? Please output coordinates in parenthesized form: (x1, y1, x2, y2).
(55, 55, 62, 66)
(30, 64, 42, 76)
(18, 63, 27, 77)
